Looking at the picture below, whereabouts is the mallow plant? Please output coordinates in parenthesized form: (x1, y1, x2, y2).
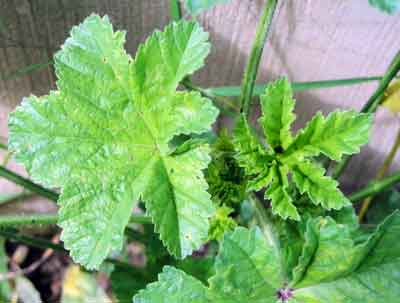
(5, 1, 400, 302)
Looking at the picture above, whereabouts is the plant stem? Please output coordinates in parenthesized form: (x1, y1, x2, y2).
(210, 76, 384, 97)
(239, 0, 277, 116)
(0, 228, 136, 271)
(0, 214, 58, 226)
(333, 50, 400, 178)
(358, 127, 400, 222)
(0, 166, 59, 202)
(170, 0, 182, 21)
(0, 142, 6, 150)
(349, 170, 400, 202)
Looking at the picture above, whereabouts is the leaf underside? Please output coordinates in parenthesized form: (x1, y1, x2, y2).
(8, 15, 219, 269)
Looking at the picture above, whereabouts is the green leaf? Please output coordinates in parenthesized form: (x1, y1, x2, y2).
(205, 130, 247, 207)
(134, 266, 210, 303)
(266, 165, 300, 221)
(284, 111, 372, 162)
(259, 77, 295, 149)
(209, 227, 283, 300)
(208, 205, 237, 240)
(293, 211, 400, 302)
(184, 0, 231, 15)
(369, 0, 400, 14)
(8, 15, 218, 268)
(233, 79, 372, 221)
(134, 227, 284, 302)
(292, 161, 350, 210)
(233, 116, 271, 176)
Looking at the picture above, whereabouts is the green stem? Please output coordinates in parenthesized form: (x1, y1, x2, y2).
(210, 76, 384, 97)
(333, 50, 400, 178)
(0, 142, 6, 150)
(349, 171, 400, 202)
(0, 228, 136, 271)
(0, 214, 58, 226)
(239, 0, 277, 116)
(358, 127, 400, 222)
(170, 0, 182, 21)
(0, 166, 59, 202)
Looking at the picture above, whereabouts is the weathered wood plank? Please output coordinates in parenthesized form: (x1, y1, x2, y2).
(0, 0, 399, 193)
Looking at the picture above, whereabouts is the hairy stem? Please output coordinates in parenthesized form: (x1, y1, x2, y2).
(0, 214, 58, 226)
(349, 170, 400, 202)
(358, 127, 400, 222)
(210, 76, 387, 97)
(239, 0, 277, 116)
(0, 228, 137, 271)
(0, 166, 58, 202)
(333, 50, 400, 178)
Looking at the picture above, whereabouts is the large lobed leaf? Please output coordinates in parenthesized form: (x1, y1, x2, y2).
(233, 77, 372, 220)
(134, 227, 282, 303)
(293, 211, 400, 302)
(8, 15, 219, 268)
(135, 211, 400, 303)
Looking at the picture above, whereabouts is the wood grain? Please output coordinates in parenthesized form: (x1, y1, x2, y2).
(1, 0, 400, 194)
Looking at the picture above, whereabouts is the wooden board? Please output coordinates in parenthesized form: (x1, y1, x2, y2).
(1, 0, 400, 195)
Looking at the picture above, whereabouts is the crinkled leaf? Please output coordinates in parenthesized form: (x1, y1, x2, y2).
(293, 211, 400, 302)
(233, 79, 371, 221)
(292, 161, 350, 210)
(284, 111, 372, 162)
(266, 165, 300, 221)
(259, 77, 295, 149)
(8, 15, 218, 268)
(209, 227, 283, 299)
(134, 227, 284, 302)
(233, 116, 271, 176)
(184, 0, 231, 15)
(133, 266, 209, 303)
(369, 0, 400, 14)
(205, 130, 247, 207)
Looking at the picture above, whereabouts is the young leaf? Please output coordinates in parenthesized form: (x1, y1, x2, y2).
(284, 111, 372, 162)
(233, 116, 271, 176)
(291, 161, 350, 210)
(266, 165, 300, 221)
(233, 78, 373, 220)
(8, 15, 218, 268)
(259, 77, 295, 149)
(184, 0, 231, 15)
